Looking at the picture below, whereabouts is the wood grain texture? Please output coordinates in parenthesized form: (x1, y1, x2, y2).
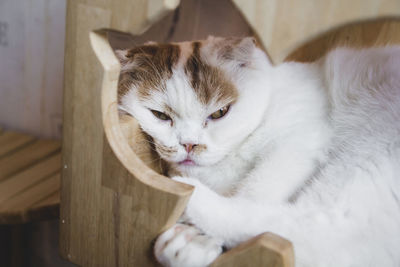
(0, 173, 60, 223)
(212, 233, 294, 267)
(119, 114, 164, 174)
(232, 0, 400, 64)
(0, 153, 61, 204)
(0, 131, 61, 224)
(0, 131, 35, 157)
(0, 139, 60, 182)
(287, 18, 400, 62)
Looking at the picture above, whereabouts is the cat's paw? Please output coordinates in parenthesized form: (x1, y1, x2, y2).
(154, 223, 223, 267)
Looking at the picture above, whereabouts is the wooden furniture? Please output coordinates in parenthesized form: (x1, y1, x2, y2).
(0, 130, 61, 224)
(60, 0, 400, 266)
(233, 0, 400, 64)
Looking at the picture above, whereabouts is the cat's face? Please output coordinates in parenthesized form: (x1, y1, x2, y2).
(117, 37, 271, 173)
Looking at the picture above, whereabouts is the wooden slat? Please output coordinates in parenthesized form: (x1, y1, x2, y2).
(0, 139, 60, 181)
(31, 190, 60, 209)
(0, 153, 61, 204)
(0, 173, 60, 223)
(0, 131, 36, 157)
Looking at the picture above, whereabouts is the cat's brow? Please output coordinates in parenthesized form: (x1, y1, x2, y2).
(163, 104, 178, 117)
(118, 43, 181, 101)
(184, 42, 238, 105)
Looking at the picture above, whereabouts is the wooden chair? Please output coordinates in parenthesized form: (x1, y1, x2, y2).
(60, 0, 400, 266)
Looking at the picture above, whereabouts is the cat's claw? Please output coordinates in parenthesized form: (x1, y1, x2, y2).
(154, 223, 223, 267)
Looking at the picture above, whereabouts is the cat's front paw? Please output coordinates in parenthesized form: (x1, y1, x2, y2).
(154, 223, 223, 267)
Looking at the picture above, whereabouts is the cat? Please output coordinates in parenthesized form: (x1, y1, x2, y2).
(116, 36, 400, 267)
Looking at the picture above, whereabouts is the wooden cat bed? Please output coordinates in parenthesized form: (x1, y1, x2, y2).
(60, 0, 400, 266)
(0, 129, 61, 224)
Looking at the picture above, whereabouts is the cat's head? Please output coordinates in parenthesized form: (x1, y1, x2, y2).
(116, 36, 271, 173)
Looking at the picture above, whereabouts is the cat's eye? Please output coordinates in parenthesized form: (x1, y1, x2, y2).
(151, 110, 171, 121)
(209, 105, 230, 120)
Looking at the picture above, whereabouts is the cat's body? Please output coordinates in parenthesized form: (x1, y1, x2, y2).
(117, 37, 400, 267)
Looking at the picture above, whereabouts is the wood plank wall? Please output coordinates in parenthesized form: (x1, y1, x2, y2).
(0, 0, 66, 139)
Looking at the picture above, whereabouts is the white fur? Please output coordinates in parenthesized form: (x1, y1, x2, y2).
(120, 42, 400, 267)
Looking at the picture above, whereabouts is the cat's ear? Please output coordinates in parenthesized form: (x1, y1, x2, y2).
(211, 36, 261, 68)
(230, 37, 258, 67)
(115, 49, 135, 72)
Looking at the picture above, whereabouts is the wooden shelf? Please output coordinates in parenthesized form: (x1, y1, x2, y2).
(0, 130, 61, 224)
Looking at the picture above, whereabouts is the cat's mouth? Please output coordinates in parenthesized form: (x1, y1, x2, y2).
(178, 158, 196, 166)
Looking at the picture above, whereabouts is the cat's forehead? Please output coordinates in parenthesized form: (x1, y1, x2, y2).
(183, 41, 238, 105)
(119, 39, 239, 106)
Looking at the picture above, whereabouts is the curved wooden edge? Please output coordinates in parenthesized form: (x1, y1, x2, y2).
(286, 17, 400, 62)
(212, 233, 294, 267)
(143, 0, 181, 34)
(71, 0, 181, 35)
(231, 0, 400, 64)
(90, 30, 193, 198)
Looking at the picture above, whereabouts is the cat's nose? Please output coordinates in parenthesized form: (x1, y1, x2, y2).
(182, 143, 197, 153)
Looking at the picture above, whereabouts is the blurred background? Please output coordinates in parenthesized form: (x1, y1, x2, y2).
(0, 0, 65, 139)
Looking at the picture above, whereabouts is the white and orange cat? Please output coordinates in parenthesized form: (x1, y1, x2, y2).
(116, 37, 400, 267)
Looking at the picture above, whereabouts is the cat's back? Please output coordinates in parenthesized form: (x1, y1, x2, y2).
(313, 47, 400, 209)
(322, 46, 400, 140)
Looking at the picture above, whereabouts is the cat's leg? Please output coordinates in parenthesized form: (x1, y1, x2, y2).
(172, 174, 400, 267)
(172, 176, 279, 246)
(154, 223, 223, 267)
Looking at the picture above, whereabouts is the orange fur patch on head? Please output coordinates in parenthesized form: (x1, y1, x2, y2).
(185, 42, 238, 105)
(117, 43, 180, 101)
(117, 38, 240, 106)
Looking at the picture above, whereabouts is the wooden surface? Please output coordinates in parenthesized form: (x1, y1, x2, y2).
(232, 0, 400, 64)
(287, 18, 400, 62)
(60, 1, 194, 266)
(0, 130, 61, 224)
(212, 233, 294, 267)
